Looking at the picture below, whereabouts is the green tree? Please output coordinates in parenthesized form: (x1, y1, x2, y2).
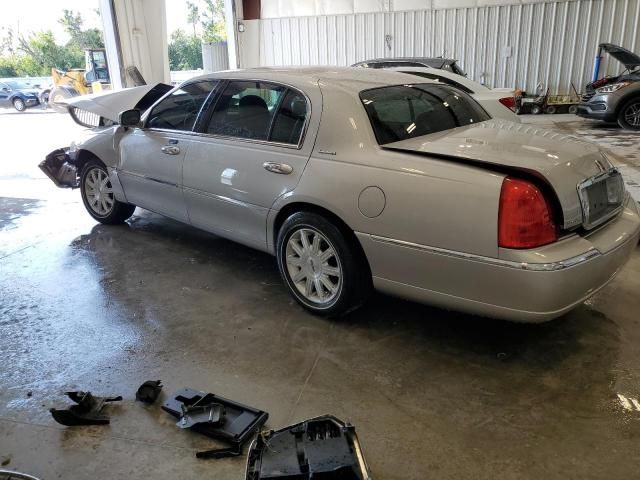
(17, 31, 79, 73)
(201, 0, 226, 43)
(59, 9, 104, 49)
(168, 29, 203, 70)
(187, 1, 200, 37)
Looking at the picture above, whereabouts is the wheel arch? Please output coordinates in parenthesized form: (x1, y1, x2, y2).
(75, 149, 129, 203)
(614, 91, 640, 116)
(271, 201, 372, 277)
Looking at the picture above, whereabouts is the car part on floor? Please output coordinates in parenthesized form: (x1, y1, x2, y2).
(245, 415, 371, 480)
(162, 388, 269, 459)
(177, 402, 225, 429)
(135, 380, 163, 404)
(49, 391, 123, 426)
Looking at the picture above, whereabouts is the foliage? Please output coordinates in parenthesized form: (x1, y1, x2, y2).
(187, 1, 200, 37)
(0, 9, 105, 78)
(200, 0, 227, 43)
(168, 29, 203, 70)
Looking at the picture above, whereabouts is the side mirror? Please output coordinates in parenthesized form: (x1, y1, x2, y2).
(119, 109, 141, 127)
(1, 87, 9, 92)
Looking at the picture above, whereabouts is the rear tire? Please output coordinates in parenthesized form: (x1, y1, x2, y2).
(276, 211, 371, 317)
(531, 104, 542, 115)
(544, 105, 557, 114)
(617, 97, 640, 130)
(568, 105, 578, 114)
(13, 98, 26, 112)
(80, 160, 135, 224)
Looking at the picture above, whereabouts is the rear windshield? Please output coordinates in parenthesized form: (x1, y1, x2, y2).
(360, 84, 490, 145)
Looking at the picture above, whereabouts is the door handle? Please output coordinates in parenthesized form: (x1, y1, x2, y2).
(263, 162, 293, 174)
(161, 145, 181, 155)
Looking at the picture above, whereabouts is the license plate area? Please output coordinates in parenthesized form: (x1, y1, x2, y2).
(578, 169, 625, 230)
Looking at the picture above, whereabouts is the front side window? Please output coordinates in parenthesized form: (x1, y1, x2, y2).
(203, 81, 307, 145)
(360, 84, 490, 145)
(146, 81, 218, 131)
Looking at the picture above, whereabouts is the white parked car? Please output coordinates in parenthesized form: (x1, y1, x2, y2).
(383, 66, 520, 122)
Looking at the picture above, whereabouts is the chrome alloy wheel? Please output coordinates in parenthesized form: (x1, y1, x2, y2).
(84, 167, 114, 216)
(285, 228, 342, 305)
(624, 102, 640, 127)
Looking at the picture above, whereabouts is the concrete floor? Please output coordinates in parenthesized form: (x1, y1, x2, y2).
(1, 110, 639, 479)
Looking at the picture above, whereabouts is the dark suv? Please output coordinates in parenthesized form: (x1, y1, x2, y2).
(352, 57, 466, 76)
(0, 80, 41, 112)
(577, 44, 640, 130)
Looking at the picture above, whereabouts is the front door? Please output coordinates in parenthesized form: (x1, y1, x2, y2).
(117, 80, 219, 223)
(182, 80, 321, 251)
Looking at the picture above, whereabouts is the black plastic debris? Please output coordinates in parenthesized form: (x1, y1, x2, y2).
(50, 391, 122, 426)
(245, 415, 371, 480)
(178, 402, 225, 429)
(136, 380, 163, 404)
(162, 388, 268, 459)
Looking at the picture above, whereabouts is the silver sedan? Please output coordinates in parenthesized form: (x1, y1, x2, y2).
(41, 67, 640, 321)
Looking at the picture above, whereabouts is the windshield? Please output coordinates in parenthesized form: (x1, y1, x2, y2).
(360, 83, 490, 145)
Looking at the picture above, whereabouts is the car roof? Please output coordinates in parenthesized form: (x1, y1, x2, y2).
(185, 66, 436, 93)
(353, 57, 458, 66)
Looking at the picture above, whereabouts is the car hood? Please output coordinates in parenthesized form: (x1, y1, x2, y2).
(600, 43, 640, 70)
(383, 119, 615, 230)
(66, 83, 172, 123)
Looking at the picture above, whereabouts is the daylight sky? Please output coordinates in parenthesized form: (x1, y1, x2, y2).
(0, 0, 192, 45)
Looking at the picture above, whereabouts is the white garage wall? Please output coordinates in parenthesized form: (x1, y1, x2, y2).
(256, 0, 640, 94)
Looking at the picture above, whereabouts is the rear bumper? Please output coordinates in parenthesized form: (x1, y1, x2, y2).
(357, 197, 640, 322)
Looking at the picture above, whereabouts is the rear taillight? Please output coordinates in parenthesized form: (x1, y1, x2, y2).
(499, 96, 517, 112)
(498, 177, 558, 249)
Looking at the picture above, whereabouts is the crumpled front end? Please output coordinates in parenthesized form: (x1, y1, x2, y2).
(39, 148, 80, 189)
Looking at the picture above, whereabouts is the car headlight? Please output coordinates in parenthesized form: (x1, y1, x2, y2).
(595, 81, 631, 94)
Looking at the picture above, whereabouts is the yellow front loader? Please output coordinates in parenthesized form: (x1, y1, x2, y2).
(48, 48, 111, 113)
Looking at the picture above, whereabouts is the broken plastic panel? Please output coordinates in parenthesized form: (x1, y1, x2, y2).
(135, 380, 163, 404)
(162, 388, 269, 459)
(245, 415, 372, 480)
(50, 391, 122, 426)
(38, 149, 78, 189)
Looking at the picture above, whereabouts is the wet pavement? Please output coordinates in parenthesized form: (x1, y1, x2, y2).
(1, 112, 639, 479)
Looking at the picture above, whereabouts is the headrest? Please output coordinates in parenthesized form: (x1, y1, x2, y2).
(239, 95, 268, 110)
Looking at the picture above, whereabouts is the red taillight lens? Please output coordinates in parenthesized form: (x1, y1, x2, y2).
(498, 177, 558, 249)
(499, 96, 517, 112)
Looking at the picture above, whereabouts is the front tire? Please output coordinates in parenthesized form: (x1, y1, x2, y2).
(13, 98, 26, 112)
(80, 160, 136, 224)
(617, 97, 640, 130)
(276, 212, 370, 317)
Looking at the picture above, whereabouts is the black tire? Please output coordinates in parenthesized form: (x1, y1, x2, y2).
(13, 98, 26, 112)
(544, 105, 557, 114)
(617, 97, 640, 130)
(80, 160, 136, 224)
(568, 105, 578, 114)
(531, 104, 542, 115)
(276, 211, 371, 317)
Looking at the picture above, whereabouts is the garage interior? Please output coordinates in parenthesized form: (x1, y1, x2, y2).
(1, 0, 640, 479)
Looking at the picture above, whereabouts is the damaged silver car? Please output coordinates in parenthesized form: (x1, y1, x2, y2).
(41, 67, 640, 321)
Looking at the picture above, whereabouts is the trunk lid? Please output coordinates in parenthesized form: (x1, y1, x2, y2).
(382, 119, 624, 230)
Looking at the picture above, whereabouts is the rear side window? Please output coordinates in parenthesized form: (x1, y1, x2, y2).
(146, 81, 218, 131)
(203, 81, 307, 145)
(270, 90, 307, 144)
(360, 84, 490, 145)
(206, 81, 285, 140)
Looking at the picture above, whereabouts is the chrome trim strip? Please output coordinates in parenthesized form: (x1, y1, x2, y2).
(118, 169, 179, 188)
(182, 186, 268, 211)
(368, 234, 601, 271)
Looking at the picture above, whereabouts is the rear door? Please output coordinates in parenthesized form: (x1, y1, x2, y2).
(118, 80, 219, 222)
(182, 79, 321, 250)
